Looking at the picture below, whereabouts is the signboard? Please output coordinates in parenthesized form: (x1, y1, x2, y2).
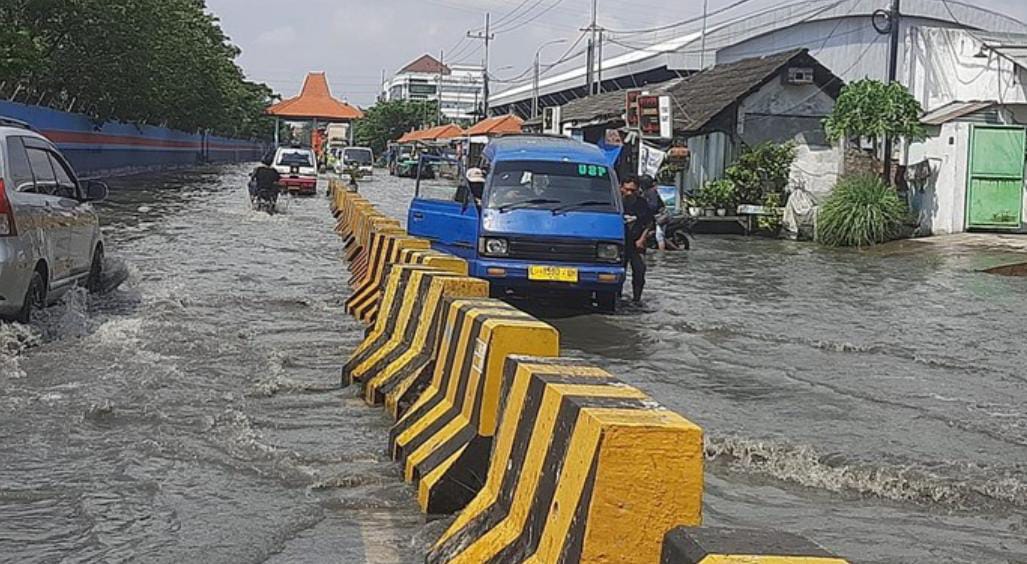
(625, 90, 642, 128)
(638, 95, 673, 139)
(638, 144, 667, 177)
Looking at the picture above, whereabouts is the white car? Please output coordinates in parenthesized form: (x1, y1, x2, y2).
(0, 117, 108, 322)
(272, 146, 318, 195)
(336, 147, 374, 177)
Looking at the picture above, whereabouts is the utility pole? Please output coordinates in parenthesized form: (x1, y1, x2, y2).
(699, 0, 710, 69)
(533, 39, 567, 119)
(437, 49, 444, 124)
(883, 0, 901, 184)
(467, 13, 494, 118)
(582, 0, 602, 95)
(597, 30, 604, 94)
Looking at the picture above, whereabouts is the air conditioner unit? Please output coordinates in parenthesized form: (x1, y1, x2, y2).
(786, 67, 815, 85)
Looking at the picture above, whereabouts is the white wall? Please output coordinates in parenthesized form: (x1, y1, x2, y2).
(905, 27, 1027, 112)
(737, 78, 842, 196)
(906, 122, 971, 235)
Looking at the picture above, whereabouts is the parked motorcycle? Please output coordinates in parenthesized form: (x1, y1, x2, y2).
(647, 214, 694, 250)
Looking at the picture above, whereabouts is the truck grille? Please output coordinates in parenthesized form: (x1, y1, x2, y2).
(507, 238, 599, 263)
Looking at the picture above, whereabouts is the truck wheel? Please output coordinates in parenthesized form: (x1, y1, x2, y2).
(17, 271, 45, 324)
(596, 292, 618, 313)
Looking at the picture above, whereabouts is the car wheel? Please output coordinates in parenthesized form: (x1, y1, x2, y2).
(87, 246, 104, 293)
(17, 271, 46, 324)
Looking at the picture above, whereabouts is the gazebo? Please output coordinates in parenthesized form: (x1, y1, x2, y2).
(265, 72, 363, 148)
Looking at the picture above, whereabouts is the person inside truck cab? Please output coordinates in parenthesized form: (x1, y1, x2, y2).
(454, 167, 486, 205)
(489, 170, 555, 208)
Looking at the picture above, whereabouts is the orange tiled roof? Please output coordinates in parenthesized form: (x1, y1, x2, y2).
(396, 123, 464, 143)
(266, 72, 363, 120)
(400, 54, 451, 75)
(466, 114, 523, 136)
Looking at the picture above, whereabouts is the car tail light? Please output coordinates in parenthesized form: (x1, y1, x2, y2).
(0, 180, 16, 237)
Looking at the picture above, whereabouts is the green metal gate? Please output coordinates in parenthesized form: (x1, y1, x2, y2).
(966, 125, 1026, 230)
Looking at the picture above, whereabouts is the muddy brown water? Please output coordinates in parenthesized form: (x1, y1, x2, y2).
(1, 164, 1025, 563)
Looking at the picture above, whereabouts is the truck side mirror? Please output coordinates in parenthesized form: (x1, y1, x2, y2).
(83, 180, 109, 202)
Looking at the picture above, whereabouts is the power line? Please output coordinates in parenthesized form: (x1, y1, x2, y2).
(494, 0, 567, 35)
(604, 0, 759, 36)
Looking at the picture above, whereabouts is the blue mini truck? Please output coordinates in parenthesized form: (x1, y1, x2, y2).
(407, 135, 626, 311)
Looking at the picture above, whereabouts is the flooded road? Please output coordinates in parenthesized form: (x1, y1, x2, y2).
(1, 164, 1025, 563)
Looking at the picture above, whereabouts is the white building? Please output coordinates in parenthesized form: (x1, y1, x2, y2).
(489, 0, 1026, 118)
(384, 55, 485, 122)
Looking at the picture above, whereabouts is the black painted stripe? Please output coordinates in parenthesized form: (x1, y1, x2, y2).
(411, 425, 478, 482)
(371, 292, 451, 400)
(392, 311, 526, 464)
(355, 272, 459, 386)
(387, 299, 496, 447)
(428, 373, 624, 563)
(341, 267, 437, 378)
(557, 443, 600, 564)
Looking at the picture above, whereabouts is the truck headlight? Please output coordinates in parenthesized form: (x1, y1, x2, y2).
(479, 237, 509, 257)
(597, 243, 621, 262)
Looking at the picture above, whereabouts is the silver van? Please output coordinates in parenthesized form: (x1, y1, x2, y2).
(0, 118, 108, 323)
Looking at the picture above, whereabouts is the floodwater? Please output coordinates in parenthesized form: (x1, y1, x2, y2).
(1, 165, 1025, 564)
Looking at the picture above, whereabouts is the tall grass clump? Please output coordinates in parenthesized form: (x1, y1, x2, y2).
(816, 174, 908, 247)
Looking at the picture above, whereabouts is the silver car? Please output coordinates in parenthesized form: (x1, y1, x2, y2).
(0, 118, 108, 323)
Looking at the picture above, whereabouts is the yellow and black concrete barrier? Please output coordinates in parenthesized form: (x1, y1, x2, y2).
(660, 527, 849, 564)
(389, 298, 560, 514)
(426, 355, 704, 564)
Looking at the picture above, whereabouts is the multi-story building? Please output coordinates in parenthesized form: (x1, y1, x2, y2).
(384, 54, 485, 122)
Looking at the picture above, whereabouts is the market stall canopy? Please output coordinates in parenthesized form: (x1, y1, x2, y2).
(466, 114, 524, 136)
(266, 72, 364, 121)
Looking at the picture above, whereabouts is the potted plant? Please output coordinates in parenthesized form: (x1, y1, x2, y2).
(701, 179, 735, 217)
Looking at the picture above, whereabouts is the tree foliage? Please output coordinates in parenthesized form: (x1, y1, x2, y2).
(823, 79, 925, 144)
(354, 99, 440, 155)
(0, 0, 278, 139)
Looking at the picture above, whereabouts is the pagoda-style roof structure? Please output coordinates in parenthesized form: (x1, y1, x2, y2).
(266, 72, 363, 121)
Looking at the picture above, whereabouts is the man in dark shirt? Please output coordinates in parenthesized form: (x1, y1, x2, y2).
(251, 155, 282, 202)
(621, 175, 654, 303)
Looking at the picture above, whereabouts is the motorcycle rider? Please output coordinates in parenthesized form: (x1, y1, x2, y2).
(250, 155, 282, 205)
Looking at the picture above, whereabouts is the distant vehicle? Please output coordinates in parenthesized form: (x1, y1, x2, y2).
(407, 135, 625, 311)
(336, 147, 374, 177)
(272, 146, 318, 195)
(0, 117, 109, 322)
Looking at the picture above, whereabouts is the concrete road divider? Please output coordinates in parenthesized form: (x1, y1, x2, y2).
(427, 355, 704, 564)
(361, 248, 469, 325)
(347, 219, 404, 289)
(388, 299, 559, 515)
(359, 284, 503, 408)
(346, 232, 431, 323)
(343, 268, 488, 387)
(660, 527, 849, 564)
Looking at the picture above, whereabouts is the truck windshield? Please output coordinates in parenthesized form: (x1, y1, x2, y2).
(343, 149, 372, 164)
(485, 160, 616, 212)
(278, 151, 313, 167)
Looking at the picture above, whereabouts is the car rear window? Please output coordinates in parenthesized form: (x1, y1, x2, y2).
(277, 150, 313, 167)
(343, 149, 372, 164)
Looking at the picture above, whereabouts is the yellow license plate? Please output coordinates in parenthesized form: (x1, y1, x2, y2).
(528, 265, 579, 283)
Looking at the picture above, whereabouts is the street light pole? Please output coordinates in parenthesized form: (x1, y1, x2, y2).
(533, 39, 567, 119)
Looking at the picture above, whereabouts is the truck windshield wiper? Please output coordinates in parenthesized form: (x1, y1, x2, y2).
(496, 198, 561, 213)
(551, 200, 611, 215)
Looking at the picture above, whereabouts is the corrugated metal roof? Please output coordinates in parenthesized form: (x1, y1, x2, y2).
(921, 100, 996, 125)
(975, 30, 1027, 71)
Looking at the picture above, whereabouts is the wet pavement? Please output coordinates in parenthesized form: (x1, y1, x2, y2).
(1, 164, 1026, 563)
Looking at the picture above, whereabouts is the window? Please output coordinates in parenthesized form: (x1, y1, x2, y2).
(5, 137, 35, 192)
(48, 152, 78, 198)
(26, 147, 57, 195)
(409, 84, 438, 96)
(342, 148, 373, 165)
(276, 150, 313, 167)
(484, 160, 618, 212)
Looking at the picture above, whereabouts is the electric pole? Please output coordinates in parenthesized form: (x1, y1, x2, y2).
(437, 49, 444, 124)
(467, 13, 494, 118)
(582, 0, 602, 95)
(883, 0, 901, 184)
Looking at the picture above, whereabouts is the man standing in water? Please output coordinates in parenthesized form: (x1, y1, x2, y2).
(620, 175, 654, 304)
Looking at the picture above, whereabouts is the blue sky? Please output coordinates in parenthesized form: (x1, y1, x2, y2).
(206, 0, 1027, 106)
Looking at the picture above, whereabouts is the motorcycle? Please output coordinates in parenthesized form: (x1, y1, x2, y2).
(248, 177, 280, 215)
(647, 213, 694, 250)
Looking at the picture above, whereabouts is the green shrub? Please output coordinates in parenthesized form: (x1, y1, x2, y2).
(816, 174, 908, 247)
(697, 179, 737, 209)
(725, 142, 797, 204)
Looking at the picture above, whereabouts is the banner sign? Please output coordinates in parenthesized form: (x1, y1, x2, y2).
(638, 144, 667, 177)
